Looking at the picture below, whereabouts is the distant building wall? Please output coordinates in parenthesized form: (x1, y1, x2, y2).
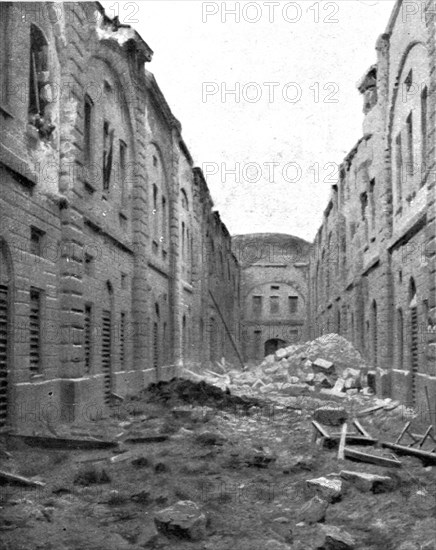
(232, 234, 311, 364)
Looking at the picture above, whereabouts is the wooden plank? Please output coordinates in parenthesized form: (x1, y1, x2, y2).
(7, 434, 118, 450)
(125, 435, 168, 444)
(338, 422, 347, 460)
(356, 404, 385, 417)
(381, 442, 436, 465)
(395, 421, 411, 445)
(418, 426, 433, 449)
(311, 420, 331, 439)
(344, 447, 402, 468)
(0, 470, 45, 488)
(325, 435, 378, 447)
(353, 419, 371, 439)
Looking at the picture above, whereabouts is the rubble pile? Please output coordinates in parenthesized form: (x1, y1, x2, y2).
(182, 334, 370, 402)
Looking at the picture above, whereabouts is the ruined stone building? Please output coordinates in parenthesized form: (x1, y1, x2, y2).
(309, 0, 436, 420)
(232, 234, 311, 364)
(0, 2, 241, 430)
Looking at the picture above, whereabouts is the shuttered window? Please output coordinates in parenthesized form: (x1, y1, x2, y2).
(84, 305, 92, 373)
(0, 283, 8, 426)
(29, 288, 41, 373)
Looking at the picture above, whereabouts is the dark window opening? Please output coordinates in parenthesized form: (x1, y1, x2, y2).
(30, 227, 44, 256)
(103, 121, 115, 191)
(406, 112, 414, 177)
(84, 254, 94, 277)
(421, 86, 428, 182)
(405, 69, 413, 91)
(84, 95, 93, 164)
(119, 139, 127, 202)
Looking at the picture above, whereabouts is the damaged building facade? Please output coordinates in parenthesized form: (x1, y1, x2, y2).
(0, 2, 241, 430)
(309, 0, 436, 422)
(232, 234, 311, 364)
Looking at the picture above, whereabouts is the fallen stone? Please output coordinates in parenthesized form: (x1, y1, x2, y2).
(275, 348, 288, 361)
(303, 372, 316, 385)
(264, 365, 280, 375)
(317, 525, 356, 549)
(314, 373, 334, 389)
(306, 477, 342, 503)
(313, 406, 348, 427)
(312, 358, 335, 374)
(289, 376, 300, 384)
(347, 389, 358, 396)
(154, 500, 207, 541)
(281, 383, 310, 397)
(195, 431, 226, 446)
(297, 495, 329, 524)
(340, 471, 393, 493)
(332, 378, 346, 393)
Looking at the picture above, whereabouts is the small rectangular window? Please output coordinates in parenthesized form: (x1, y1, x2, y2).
(288, 296, 298, 314)
(271, 285, 280, 291)
(30, 227, 44, 256)
(84, 254, 94, 277)
(252, 296, 262, 317)
(29, 287, 42, 374)
(270, 296, 280, 314)
(121, 273, 127, 290)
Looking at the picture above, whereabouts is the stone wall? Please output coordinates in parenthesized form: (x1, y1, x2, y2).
(0, 2, 241, 431)
(232, 233, 311, 364)
(309, 0, 436, 425)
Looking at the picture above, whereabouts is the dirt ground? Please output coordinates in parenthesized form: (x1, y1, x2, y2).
(0, 379, 435, 550)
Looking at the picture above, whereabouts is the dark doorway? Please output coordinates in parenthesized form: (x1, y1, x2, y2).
(264, 338, 287, 357)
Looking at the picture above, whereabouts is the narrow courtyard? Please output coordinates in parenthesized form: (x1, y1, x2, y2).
(0, 1, 435, 549)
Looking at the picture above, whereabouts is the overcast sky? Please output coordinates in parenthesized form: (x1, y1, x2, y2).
(101, 0, 396, 242)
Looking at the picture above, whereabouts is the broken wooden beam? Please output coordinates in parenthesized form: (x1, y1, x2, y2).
(353, 419, 372, 439)
(125, 434, 168, 444)
(356, 404, 385, 417)
(338, 423, 347, 460)
(381, 442, 436, 465)
(324, 435, 378, 449)
(0, 470, 45, 488)
(7, 434, 118, 450)
(344, 447, 402, 468)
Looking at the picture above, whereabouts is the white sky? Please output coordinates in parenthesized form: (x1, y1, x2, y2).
(101, 0, 396, 241)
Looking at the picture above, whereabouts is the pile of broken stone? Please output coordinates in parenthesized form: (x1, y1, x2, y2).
(184, 334, 373, 402)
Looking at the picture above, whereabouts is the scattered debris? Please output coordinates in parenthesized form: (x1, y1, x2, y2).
(313, 406, 348, 427)
(317, 524, 356, 549)
(343, 448, 402, 468)
(306, 477, 343, 503)
(0, 470, 45, 488)
(340, 470, 393, 493)
(297, 495, 329, 524)
(154, 500, 207, 541)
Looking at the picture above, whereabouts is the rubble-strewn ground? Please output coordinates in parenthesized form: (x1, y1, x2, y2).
(0, 337, 435, 549)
